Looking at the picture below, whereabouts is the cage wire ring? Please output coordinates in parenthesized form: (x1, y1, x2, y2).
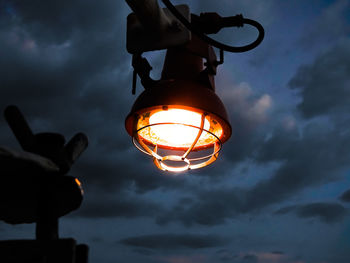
(132, 122, 223, 171)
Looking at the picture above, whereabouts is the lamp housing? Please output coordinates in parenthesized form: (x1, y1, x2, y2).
(125, 39, 231, 172)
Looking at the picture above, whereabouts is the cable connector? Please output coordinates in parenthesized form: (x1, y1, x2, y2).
(161, 0, 264, 53)
(192, 13, 244, 34)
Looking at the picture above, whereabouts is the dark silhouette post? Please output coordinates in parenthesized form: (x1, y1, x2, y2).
(0, 105, 89, 263)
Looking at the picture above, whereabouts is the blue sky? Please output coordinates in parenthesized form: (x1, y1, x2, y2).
(0, 1, 350, 263)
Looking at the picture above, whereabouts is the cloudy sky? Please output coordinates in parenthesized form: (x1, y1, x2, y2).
(1, 0, 350, 262)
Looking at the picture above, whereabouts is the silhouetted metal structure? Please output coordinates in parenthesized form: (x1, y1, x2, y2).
(0, 105, 88, 263)
(124, 0, 264, 171)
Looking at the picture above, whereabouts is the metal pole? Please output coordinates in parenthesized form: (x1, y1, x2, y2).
(4, 106, 35, 152)
(36, 197, 59, 240)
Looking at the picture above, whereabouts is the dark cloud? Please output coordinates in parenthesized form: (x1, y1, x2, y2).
(274, 206, 297, 215)
(156, 116, 350, 226)
(244, 39, 350, 215)
(228, 251, 288, 263)
(90, 236, 104, 243)
(131, 248, 155, 256)
(247, 124, 350, 203)
(296, 203, 348, 223)
(74, 192, 164, 219)
(6, 0, 124, 44)
(339, 189, 350, 202)
(218, 251, 259, 263)
(156, 188, 243, 226)
(289, 39, 350, 118)
(70, 157, 186, 220)
(241, 254, 258, 263)
(298, 0, 350, 49)
(0, 0, 132, 144)
(275, 202, 348, 223)
(0, 0, 133, 123)
(120, 233, 227, 250)
(215, 83, 272, 165)
(72, 151, 186, 197)
(270, 251, 284, 255)
(216, 249, 237, 261)
(218, 250, 284, 263)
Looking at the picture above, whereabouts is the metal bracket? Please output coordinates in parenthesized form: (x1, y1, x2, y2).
(126, 4, 191, 53)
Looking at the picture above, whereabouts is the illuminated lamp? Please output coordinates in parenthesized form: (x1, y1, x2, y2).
(124, 0, 264, 172)
(125, 38, 232, 172)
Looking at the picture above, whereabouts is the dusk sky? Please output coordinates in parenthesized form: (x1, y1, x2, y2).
(1, 0, 350, 263)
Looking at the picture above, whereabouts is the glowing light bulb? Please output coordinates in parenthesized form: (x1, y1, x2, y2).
(149, 109, 210, 147)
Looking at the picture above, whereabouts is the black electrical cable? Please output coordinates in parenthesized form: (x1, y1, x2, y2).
(161, 0, 265, 53)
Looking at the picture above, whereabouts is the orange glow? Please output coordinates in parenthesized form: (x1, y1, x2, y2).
(136, 107, 223, 149)
(75, 178, 82, 187)
(130, 106, 227, 171)
(149, 109, 210, 147)
(75, 178, 84, 194)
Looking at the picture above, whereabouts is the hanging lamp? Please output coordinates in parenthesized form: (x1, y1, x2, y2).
(125, 37, 231, 172)
(124, 0, 264, 172)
